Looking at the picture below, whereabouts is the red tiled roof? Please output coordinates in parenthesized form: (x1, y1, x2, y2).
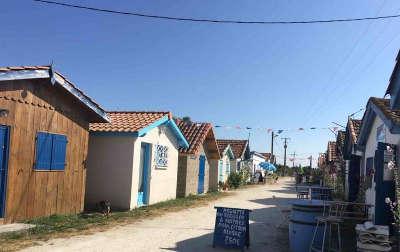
(336, 131, 345, 150)
(327, 141, 337, 162)
(0, 65, 107, 121)
(349, 119, 361, 143)
(370, 97, 400, 126)
(90, 111, 171, 132)
(175, 118, 215, 155)
(216, 139, 248, 159)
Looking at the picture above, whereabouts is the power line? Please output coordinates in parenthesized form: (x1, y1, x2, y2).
(302, 1, 389, 125)
(33, 0, 400, 25)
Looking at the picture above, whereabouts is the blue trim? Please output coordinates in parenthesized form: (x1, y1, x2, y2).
(137, 115, 169, 137)
(166, 119, 189, 149)
(91, 116, 189, 149)
(225, 145, 235, 160)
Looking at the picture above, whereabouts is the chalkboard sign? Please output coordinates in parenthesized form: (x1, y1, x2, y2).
(212, 207, 251, 251)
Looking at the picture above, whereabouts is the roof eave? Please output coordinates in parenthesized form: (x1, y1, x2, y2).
(0, 68, 110, 123)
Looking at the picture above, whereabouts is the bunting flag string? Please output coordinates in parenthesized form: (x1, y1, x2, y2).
(214, 125, 340, 133)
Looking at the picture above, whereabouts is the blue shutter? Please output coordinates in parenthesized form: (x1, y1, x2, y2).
(35, 132, 52, 170)
(51, 134, 67, 171)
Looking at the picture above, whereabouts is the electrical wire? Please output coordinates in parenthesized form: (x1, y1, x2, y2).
(33, 0, 400, 25)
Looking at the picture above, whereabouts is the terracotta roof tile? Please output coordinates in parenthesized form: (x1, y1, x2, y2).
(216, 139, 248, 159)
(175, 118, 214, 155)
(90, 111, 171, 132)
(370, 97, 400, 127)
(336, 131, 345, 149)
(349, 119, 361, 142)
(327, 141, 337, 162)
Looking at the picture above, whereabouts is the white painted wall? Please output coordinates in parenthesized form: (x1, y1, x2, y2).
(218, 153, 232, 183)
(130, 124, 179, 208)
(249, 154, 266, 175)
(86, 123, 180, 210)
(362, 116, 400, 219)
(85, 135, 135, 210)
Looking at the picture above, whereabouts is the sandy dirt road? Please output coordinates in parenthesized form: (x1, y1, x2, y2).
(23, 178, 296, 252)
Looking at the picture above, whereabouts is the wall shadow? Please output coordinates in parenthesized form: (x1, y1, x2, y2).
(159, 198, 294, 252)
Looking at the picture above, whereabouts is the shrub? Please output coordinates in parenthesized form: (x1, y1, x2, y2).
(227, 172, 242, 189)
(238, 167, 251, 185)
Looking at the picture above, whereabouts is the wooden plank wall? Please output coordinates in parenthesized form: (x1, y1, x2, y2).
(0, 79, 90, 222)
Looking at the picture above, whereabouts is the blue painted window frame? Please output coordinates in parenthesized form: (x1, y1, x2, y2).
(35, 132, 68, 171)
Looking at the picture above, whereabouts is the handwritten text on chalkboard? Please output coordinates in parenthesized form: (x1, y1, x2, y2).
(213, 207, 251, 251)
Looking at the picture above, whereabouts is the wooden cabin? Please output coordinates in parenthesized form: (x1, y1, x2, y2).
(175, 118, 220, 196)
(0, 66, 109, 223)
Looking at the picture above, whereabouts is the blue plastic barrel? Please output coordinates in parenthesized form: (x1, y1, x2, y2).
(289, 200, 327, 252)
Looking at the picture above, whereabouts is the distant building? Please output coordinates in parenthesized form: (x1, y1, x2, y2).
(214, 139, 250, 171)
(249, 151, 266, 176)
(216, 140, 235, 184)
(260, 152, 276, 164)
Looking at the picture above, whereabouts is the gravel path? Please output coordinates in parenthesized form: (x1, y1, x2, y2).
(23, 177, 296, 252)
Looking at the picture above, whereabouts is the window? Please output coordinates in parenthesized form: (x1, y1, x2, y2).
(35, 132, 67, 171)
(155, 144, 168, 168)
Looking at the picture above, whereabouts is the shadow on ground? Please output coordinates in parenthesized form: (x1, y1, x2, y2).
(159, 198, 293, 252)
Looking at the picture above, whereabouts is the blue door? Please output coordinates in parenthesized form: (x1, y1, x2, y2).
(138, 143, 150, 207)
(198, 155, 206, 194)
(0, 126, 9, 218)
(374, 142, 396, 226)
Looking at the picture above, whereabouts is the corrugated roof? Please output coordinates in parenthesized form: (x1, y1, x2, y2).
(0, 65, 108, 122)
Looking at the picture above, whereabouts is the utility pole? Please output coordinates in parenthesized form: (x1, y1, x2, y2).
(281, 137, 290, 176)
(309, 155, 312, 169)
(271, 131, 278, 164)
(290, 151, 296, 168)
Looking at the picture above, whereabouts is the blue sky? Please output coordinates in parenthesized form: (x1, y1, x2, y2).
(1, 0, 400, 166)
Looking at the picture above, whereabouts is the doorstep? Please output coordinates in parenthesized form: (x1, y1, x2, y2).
(0, 223, 35, 234)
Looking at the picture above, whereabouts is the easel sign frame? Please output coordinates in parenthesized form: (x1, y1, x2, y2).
(212, 206, 251, 252)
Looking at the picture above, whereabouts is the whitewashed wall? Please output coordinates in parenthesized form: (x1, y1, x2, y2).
(362, 116, 400, 219)
(130, 124, 179, 208)
(86, 135, 135, 210)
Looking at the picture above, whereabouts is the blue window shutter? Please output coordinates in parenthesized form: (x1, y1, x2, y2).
(51, 134, 67, 171)
(35, 132, 52, 170)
